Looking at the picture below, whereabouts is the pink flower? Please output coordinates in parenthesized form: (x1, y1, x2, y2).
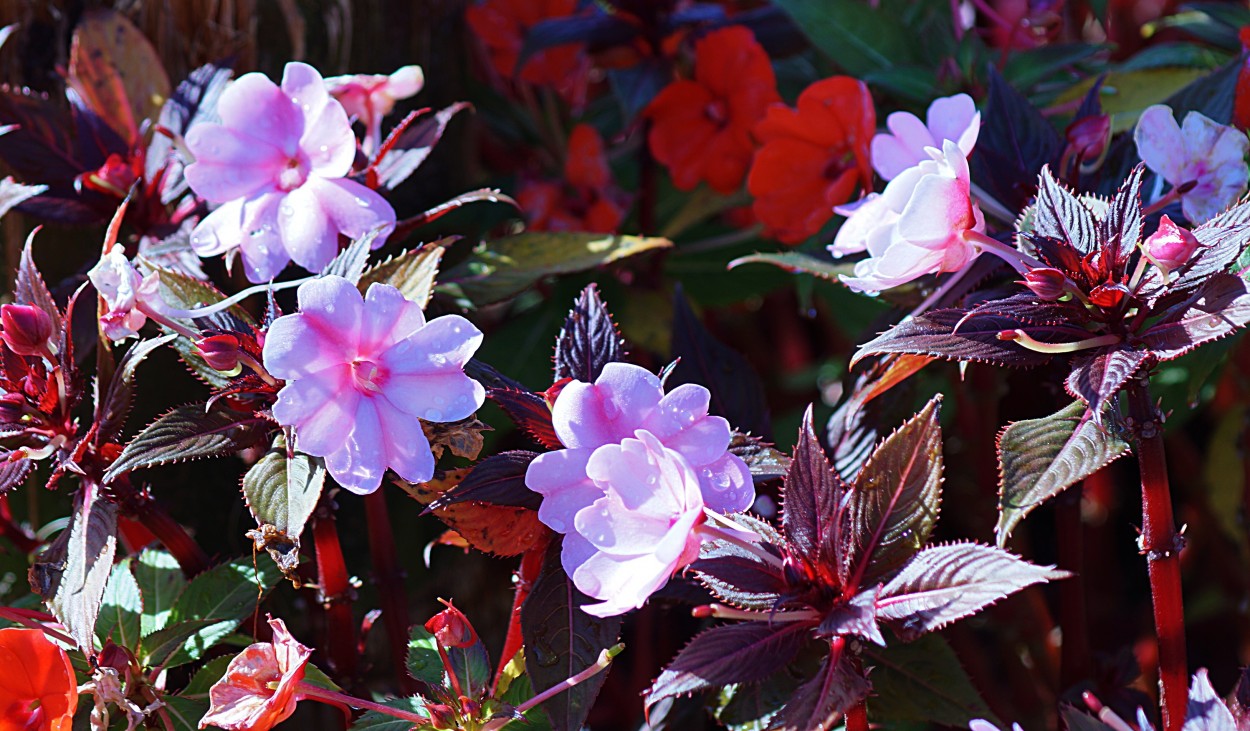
(185, 62, 396, 283)
(1144, 214, 1201, 271)
(262, 275, 484, 494)
(1134, 105, 1249, 224)
(563, 430, 707, 617)
(325, 66, 424, 156)
(87, 245, 160, 342)
(871, 93, 980, 181)
(832, 140, 986, 293)
(526, 362, 753, 539)
(199, 617, 310, 731)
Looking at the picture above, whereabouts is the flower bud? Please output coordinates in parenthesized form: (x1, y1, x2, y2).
(1066, 114, 1111, 162)
(1145, 215, 1200, 271)
(0, 305, 53, 358)
(0, 393, 26, 424)
(1020, 268, 1067, 301)
(425, 703, 457, 729)
(424, 603, 478, 649)
(1088, 282, 1130, 308)
(196, 334, 243, 372)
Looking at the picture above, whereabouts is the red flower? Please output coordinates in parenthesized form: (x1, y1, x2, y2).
(747, 77, 876, 244)
(0, 628, 77, 731)
(199, 618, 311, 731)
(645, 26, 779, 194)
(518, 124, 627, 232)
(466, 0, 590, 98)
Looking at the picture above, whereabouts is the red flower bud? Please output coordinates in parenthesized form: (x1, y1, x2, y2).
(1020, 268, 1068, 301)
(1066, 114, 1111, 161)
(0, 393, 25, 424)
(1, 305, 53, 357)
(424, 602, 478, 649)
(196, 334, 242, 372)
(425, 703, 457, 729)
(1145, 215, 1200, 271)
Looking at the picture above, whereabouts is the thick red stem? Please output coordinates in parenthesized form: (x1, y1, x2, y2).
(128, 494, 210, 577)
(363, 489, 416, 695)
(1126, 379, 1187, 731)
(846, 700, 869, 731)
(312, 502, 358, 685)
(493, 532, 550, 693)
(1057, 479, 1092, 689)
(0, 495, 39, 554)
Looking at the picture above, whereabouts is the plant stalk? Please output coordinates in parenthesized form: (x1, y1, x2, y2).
(1125, 378, 1187, 731)
(125, 489, 210, 577)
(363, 489, 416, 695)
(312, 501, 359, 685)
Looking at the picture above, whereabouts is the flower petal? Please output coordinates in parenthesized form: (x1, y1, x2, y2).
(382, 370, 485, 422)
(360, 282, 426, 354)
(184, 124, 285, 201)
(694, 453, 754, 514)
(263, 312, 352, 380)
(303, 177, 396, 246)
(216, 72, 303, 155)
(526, 448, 598, 534)
(1134, 105, 1186, 185)
(323, 397, 387, 494)
(273, 365, 358, 457)
(381, 315, 482, 376)
(283, 63, 355, 177)
(295, 275, 363, 342)
(277, 184, 339, 273)
(374, 395, 436, 484)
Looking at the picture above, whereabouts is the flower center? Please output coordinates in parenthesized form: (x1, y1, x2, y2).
(276, 155, 310, 192)
(704, 99, 728, 127)
(351, 358, 387, 395)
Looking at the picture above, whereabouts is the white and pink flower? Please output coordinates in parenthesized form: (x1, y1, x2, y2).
(870, 93, 980, 181)
(262, 275, 484, 494)
(87, 245, 161, 342)
(185, 62, 396, 283)
(325, 66, 424, 156)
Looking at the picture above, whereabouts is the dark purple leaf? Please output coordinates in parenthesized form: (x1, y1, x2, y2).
(466, 358, 528, 392)
(847, 397, 944, 585)
(670, 286, 771, 439)
(1187, 669, 1238, 731)
(487, 387, 562, 450)
(876, 542, 1068, 641)
(1140, 273, 1250, 361)
(727, 430, 791, 482)
(103, 402, 271, 483)
(393, 188, 517, 240)
(826, 354, 930, 482)
(969, 66, 1063, 213)
(518, 13, 639, 69)
(964, 292, 1082, 326)
(853, 308, 1090, 369)
(374, 102, 471, 191)
(95, 334, 177, 443)
(1099, 164, 1145, 265)
(1064, 348, 1149, 416)
(17, 233, 64, 335)
(1228, 665, 1250, 729)
(0, 458, 33, 493)
(781, 406, 846, 572)
(1034, 166, 1099, 255)
(715, 6, 809, 57)
(863, 633, 997, 727)
(647, 621, 812, 706)
(553, 283, 625, 384)
(1177, 197, 1250, 293)
(817, 587, 883, 645)
(693, 514, 786, 611)
(607, 59, 669, 121)
(428, 450, 541, 510)
(146, 62, 233, 203)
(773, 652, 869, 731)
(520, 540, 622, 731)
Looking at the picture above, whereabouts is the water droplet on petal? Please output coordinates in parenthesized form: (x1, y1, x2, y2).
(425, 408, 443, 421)
(355, 197, 370, 208)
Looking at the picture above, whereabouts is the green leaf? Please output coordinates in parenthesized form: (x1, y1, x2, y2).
(97, 558, 142, 649)
(104, 402, 271, 483)
(406, 626, 445, 687)
(162, 694, 209, 731)
(134, 548, 185, 636)
(142, 264, 257, 328)
(727, 251, 855, 283)
(359, 241, 448, 308)
(241, 435, 324, 554)
(772, 0, 918, 76)
(183, 654, 233, 698)
(494, 650, 555, 730)
(160, 556, 282, 667)
(140, 618, 218, 668)
(441, 233, 671, 306)
(995, 400, 1130, 546)
(350, 697, 430, 730)
(863, 634, 997, 727)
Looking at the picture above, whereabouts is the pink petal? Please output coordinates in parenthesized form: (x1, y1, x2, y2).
(382, 370, 484, 422)
(295, 275, 363, 344)
(585, 438, 682, 515)
(324, 397, 386, 494)
(663, 415, 731, 467)
(374, 396, 436, 484)
(381, 315, 482, 376)
(526, 448, 598, 534)
(303, 177, 396, 244)
(273, 365, 358, 457)
(925, 93, 979, 156)
(694, 453, 754, 514)
(551, 380, 616, 449)
(191, 194, 292, 282)
(385, 66, 425, 100)
(283, 63, 355, 177)
(217, 73, 302, 156)
(1134, 105, 1186, 185)
(830, 194, 895, 257)
(184, 125, 285, 202)
(573, 549, 671, 616)
(895, 173, 974, 249)
(642, 383, 710, 440)
(360, 283, 426, 354)
(871, 111, 934, 180)
(263, 311, 352, 380)
(277, 184, 339, 272)
(574, 493, 674, 555)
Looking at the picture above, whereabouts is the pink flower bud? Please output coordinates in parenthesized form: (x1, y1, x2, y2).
(196, 334, 243, 372)
(1065, 114, 1111, 161)
(423, 603, 478, 649)
(1145, 215, 1200, 271)
(0, 305, 53, 357)
(1020, 268, 1067, 301)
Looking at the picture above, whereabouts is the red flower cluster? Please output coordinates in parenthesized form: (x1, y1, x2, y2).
(466, 0, 590, 99)
(518, 124, 627, 233)
(0, 629, 77, 731)
(645, 27, 779, 194)
(748, 77, 877, 244)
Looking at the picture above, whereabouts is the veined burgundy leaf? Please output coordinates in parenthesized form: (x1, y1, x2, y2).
(487, 387, 562, 450)
(359, 240, 449, 309)
(670, 287, 771, 439)
(1141, 273, 1250, 361)
(0, 458, 33, 493)
(693, 514, 786, 611)
(393, 188, 517, 241)
(103, 402, 270, 483)
(817, 587, 884, 645)
(374, 102, 471, 191)
(146, 62, 233, 203)
(554, 283, 625, 384)
(1185, 669, 1237, 731)
(827, 354, 930, 482)
(521, 540, 622, 731)
(1185, 198, 1250, 292)
(517, 12, 638, 70)
(847, 396, 943, 586)
(970, 66, 1063, 213)
(1227, 665, 1250, 729)
(1033, 166, 1099, 255)
(877, 542, 1068, 641)
(647, 621, 812, 706)
(18, 233, 64, 335)
(1064, 348, 1149, 417)
(853, 308, 1090, 369)
(428, 450, 541, 511)
(772, 651, 869, 731)
(0, 178, 46, 221)
(31, 484, 118, 653)
(996, 400, 1129, 545)
(1099, 165, 1145, 266)
(466, 357, 528, 392)
(780, 406, 846, 571)
(727, 431, 791, 482)
(963, 293, 1082, 327)
(94, 333, 178, 443)
(320, 227, 382, 284)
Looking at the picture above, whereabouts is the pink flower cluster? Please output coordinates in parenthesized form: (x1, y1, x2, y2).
(185, 63, 396, 283)
(525, 362, 753, 616)
(262, 275, 484, 494)
(1134, 105, 1249, 224)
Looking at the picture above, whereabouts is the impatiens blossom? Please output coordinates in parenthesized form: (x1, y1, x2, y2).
(832, 140, 985, 293)
(262, 275, 484, 494)
(1134, 104, 1250, 224)
(645, 27, 779, 194)
(748, 76, 876, 244)
(465, 0, 589, 101)
(518, 124, 627, 233)
(325, 66, 424, 156)
(0, 628, 77, 731)
(185, 62, 396, 283)
(199, 617, 310, 731)
(871, 93, 980, 181)
(88, 244, 160, 341)
(563, 430, 707, 617)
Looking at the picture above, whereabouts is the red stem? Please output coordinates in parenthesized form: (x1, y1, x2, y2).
(364, 489, 416, 695)
(493, 533, 550, 693)
(1126, 379, 1188, 731)
(0, 495, 39, 554)
(127, 492, 210, 577)
(846, 700, 869, 731)
(312, 502, 359, 685)
(1057, 479, 1092, 690)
